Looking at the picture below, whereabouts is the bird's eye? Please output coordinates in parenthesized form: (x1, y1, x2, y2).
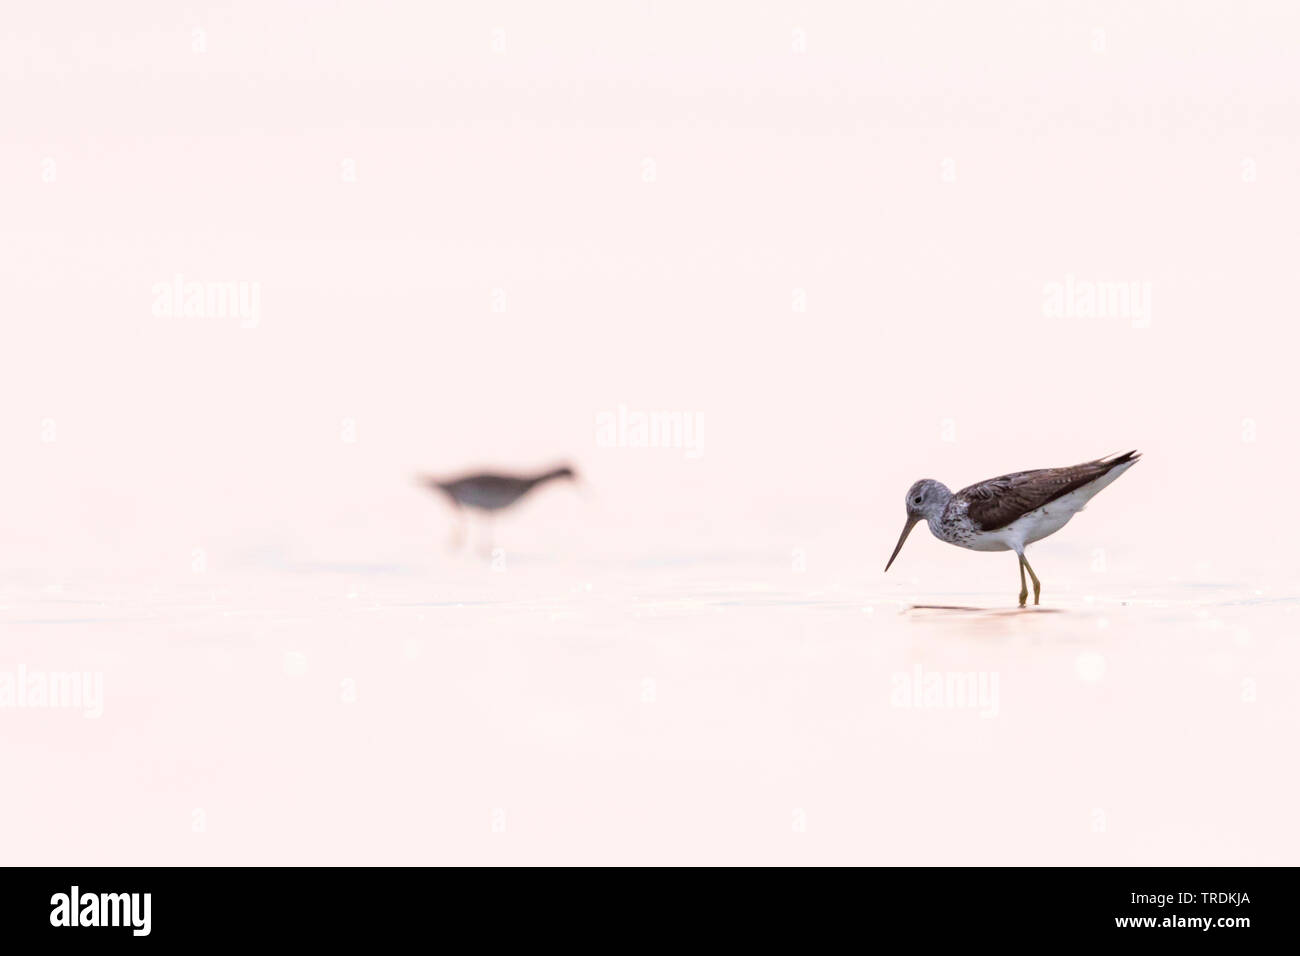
(912, 496, 922, 505)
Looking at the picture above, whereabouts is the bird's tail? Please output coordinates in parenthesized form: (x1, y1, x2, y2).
(1094, 451, 1141, 489)
(415, 474, 452, 495)
(1100, 449, 1141, 468)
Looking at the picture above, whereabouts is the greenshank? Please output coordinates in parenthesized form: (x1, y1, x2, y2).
(884, 451, 1140, 607)
(418, 465, 577, 551)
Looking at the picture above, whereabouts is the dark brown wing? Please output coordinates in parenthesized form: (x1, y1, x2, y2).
(960, 451, 1139, 531)
(438, 474, 525, 495)
(430, 473, 537, 510)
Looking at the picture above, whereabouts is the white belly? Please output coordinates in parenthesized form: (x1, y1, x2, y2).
(994, 505, 1077, 548)
(958, 506, 1076, 552)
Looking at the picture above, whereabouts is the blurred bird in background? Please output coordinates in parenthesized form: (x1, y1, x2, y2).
(418, 464, 579, 553)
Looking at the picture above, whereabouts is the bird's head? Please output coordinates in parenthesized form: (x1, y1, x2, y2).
(885, 479, 950, 572)
(904, 479, 949, 520)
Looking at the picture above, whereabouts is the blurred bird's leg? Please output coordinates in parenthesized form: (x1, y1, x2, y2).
(478, 516, 495, 558)
(447, 506, 467, 552)
(1022, 553, 1041, 606)
(1016, 554, 1028, 608)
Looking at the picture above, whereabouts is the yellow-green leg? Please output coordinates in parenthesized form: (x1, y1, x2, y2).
(1017, 555, 1028, 608)
(1022, 553, 1041, 606)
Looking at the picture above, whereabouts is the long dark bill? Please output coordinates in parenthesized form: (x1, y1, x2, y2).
(884, 516, 921, 572)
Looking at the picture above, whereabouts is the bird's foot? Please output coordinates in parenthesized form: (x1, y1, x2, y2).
(1018, 591, 1028, 608)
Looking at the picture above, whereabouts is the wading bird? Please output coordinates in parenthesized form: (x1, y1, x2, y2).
(418, 465, 578, 552)
(884, 451, 1140, 607)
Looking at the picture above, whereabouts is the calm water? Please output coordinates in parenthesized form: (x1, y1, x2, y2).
(3, 551, 1293, 865)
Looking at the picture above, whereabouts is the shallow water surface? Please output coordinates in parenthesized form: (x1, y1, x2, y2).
(2, 554, 1293, 865)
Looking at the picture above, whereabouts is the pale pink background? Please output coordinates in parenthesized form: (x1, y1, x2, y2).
(1, 2, 1297, 864)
